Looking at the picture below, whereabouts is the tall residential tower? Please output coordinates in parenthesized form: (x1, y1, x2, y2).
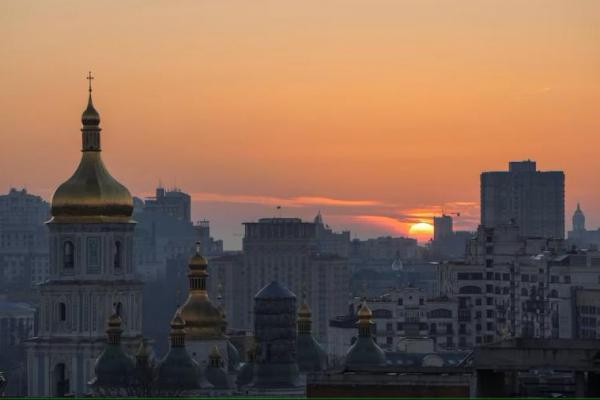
(481, 160, 564, 239)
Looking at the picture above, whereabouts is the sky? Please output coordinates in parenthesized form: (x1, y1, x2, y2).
(0, 0, 599, 249)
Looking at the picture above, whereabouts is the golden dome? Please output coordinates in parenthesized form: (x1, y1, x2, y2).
(357, 301, 373, 320)
(51, 153, 134, 222)
(298, 302, 311, 321)
(179, 296, 224, 339)
(108, 312, 122, 328)
(50, 79, 133, 223)
(179, 246, 224, 340)
(189, 242, 208, 270)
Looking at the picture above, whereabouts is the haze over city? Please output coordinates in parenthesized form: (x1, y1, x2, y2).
(2, 0, 599, 247)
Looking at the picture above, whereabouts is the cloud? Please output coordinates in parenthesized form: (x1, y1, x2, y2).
(183, 192, 381, 208)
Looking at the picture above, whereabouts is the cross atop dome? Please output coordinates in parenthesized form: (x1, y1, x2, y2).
(87, 71, 94, 93)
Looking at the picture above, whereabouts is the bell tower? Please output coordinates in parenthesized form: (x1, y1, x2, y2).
(26, 75, 143, 396)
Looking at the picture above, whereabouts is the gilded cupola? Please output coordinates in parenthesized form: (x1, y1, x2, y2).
(50, 73, 133, 223)
(178, 243, 224, 340)
(344, 299, 386, 370)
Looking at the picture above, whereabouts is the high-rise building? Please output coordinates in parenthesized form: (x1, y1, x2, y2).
(431, 214, 472, 260)
(225, 217, 349, 341)
(25, 79, 143, 396)
(481, 160, 564, 239)
(0, 188, 50, 289)
(144, 187, 191, 222)
(433, 215, 453, 241)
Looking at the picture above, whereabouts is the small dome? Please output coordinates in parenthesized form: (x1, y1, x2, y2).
(108, 312, 122, 328)
(82, 94, 100, 126)
(205, 346, 230, 389)
(90, 315, 135, 389)
(171, 311, 186, 329)
(298, 302, 311, 321)
(157, 348, 200, 391)
(345, 337, 386, 369)
(297, 334, 327, 372)
(357, 302, 373, 319)
(189, 242, 208, 270)
(255, 280, 296, 299)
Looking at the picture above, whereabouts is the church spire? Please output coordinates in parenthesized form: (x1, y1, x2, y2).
(81, 71, 101, 151)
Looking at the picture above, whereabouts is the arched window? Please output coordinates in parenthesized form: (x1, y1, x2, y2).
(59, 303, 66, 321)
(63, 241, 74, 269)
(114, 241, 122, 269)
(550, 289, 558, 298)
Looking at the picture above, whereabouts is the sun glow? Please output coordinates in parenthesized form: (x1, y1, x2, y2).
(409, 222, 434, 241)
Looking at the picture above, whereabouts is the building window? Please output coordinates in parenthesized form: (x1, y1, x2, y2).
(114, 241, 122, 270)
(63, 241, 74, 269)
(59, 303, 66, 321)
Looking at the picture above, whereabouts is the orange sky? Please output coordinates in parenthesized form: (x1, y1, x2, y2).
(1, 0, 599, 248)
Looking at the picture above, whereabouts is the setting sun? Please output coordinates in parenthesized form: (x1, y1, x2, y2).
(409, 222, 434, 241)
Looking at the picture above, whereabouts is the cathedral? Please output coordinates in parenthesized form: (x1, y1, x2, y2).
(22, 76, 360, 397)
(25, 76, 143, 396)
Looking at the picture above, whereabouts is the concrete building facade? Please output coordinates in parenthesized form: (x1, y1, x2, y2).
(481, 160, 564, 239)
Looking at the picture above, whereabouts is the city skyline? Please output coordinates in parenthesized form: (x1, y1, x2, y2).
(1, 0, 599, 248)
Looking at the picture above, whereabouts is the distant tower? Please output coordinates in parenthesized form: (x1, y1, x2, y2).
(573, 203, 586, 232)
(26, 74, 143, 396)
(178, 243, 228, 369)
(254, 281, 300, 388)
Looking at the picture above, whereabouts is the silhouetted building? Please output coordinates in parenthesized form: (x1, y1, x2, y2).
(314, 212, 350, 257)
(349, 236, 418, 273)
(431, 214, 473, 260)
(434, 215, 453, 241)
(0, 299, 34, 396)
(0, 188, 49, 289)
(144, 186, 191, 222)
(568, 203, 600, 249)
(481, 160, 564, 239)
(236, 217, 349, 340)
